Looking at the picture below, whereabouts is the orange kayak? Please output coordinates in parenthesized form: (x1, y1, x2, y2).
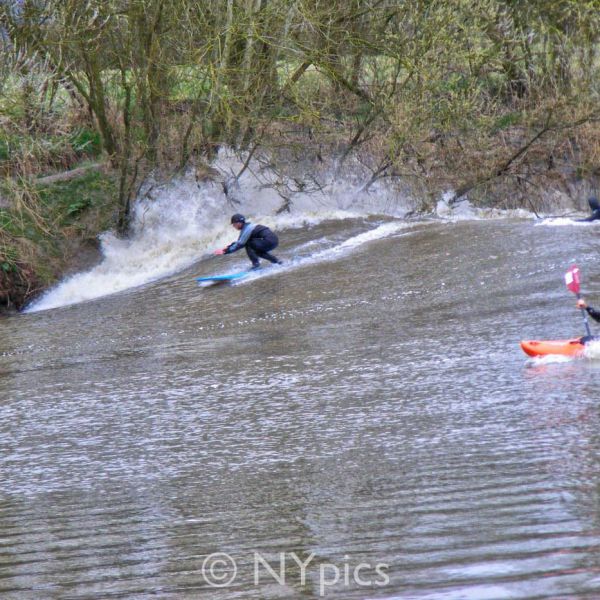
(520, 338, 586, 358)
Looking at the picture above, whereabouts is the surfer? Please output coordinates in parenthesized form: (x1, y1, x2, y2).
(576, 197, 600, 222)
(214, 214, 282, 269)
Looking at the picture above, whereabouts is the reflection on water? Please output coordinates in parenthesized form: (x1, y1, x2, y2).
(2, 219, 600, 598)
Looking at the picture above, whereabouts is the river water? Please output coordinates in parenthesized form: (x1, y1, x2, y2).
(2, 211, 600, 599)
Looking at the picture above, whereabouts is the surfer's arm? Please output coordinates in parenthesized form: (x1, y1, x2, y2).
(223, 241, 240, 254)
(224, 223, 256, 253)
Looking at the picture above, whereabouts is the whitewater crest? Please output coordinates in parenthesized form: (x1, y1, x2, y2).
(435, 192, 534, 221)
(25, 150, 419, 312)
(535, 217, 600, 227)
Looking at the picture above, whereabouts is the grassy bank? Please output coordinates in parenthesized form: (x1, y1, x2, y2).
(0, 168, 117, 311)
(0, 79, 116, 312)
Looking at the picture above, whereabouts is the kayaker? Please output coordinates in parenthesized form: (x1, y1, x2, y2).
(576, 197, 600, 222)
(214, 214, 282, 270)
(576, 299, 600, 322)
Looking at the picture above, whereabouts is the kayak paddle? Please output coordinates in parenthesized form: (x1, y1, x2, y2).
(565, 264, 592, 337)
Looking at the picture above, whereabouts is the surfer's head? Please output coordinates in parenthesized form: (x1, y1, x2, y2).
(588, 197, 599, 211)
(231, 213, 246, 230)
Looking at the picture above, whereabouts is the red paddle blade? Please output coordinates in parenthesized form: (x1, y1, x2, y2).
(565, 265, 581, 294)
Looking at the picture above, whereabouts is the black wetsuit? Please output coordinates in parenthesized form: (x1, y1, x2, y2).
(584, 305, 600, 323)
(224, 222, 280, 268)
(577, 305, 600, 343)
(577, 197, 600, 222)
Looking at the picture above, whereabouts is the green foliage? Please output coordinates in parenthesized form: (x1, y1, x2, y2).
(69, 128, 102, 158)
(0, 208, 17, 235)
(37, 170, 116, 224)
(0, 246, 17, 273)
(169, 66, 212, 100)
(492, 112, 522, 133)
(0, 138, 10, 161)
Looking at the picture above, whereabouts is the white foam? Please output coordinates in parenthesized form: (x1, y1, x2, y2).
(436, 194, 534, 221)
(312, 221, 407, 256)
(583, 339, 600, 360)
(527, 354, 574, 365)
(236, 222, 413, 286)
(535, 216, 600, 227)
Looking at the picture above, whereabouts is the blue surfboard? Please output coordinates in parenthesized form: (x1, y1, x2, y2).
(196, 270, 253, 283)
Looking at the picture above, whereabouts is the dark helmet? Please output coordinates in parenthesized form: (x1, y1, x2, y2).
(231, 213, 246, 224)
(588, 197, 599, 211)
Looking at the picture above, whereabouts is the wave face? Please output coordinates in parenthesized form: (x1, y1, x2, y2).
(26, 151, 417, 312)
